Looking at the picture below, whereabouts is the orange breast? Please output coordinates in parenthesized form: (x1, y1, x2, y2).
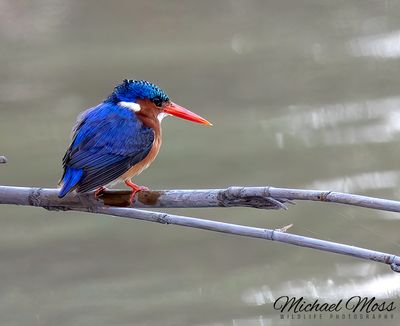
(121, 131, 162, 180)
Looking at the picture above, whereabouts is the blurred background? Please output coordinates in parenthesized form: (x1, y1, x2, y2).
(1, 0, 400, 325)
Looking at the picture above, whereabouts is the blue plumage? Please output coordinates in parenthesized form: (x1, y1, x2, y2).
(58, 81, 161, 198)
(58, 79, 211, 199)
(107, 79, 169, 103)
(58, 167, 83, 198)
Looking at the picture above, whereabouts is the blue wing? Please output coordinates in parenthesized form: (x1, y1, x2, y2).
(59, 102, 154, 197)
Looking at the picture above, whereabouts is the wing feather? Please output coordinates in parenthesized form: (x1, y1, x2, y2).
(60, 102, 154, 194)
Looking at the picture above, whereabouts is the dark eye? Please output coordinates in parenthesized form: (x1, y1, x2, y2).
(153, 97, 163, 108)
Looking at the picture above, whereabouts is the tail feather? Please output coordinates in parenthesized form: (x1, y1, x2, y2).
(58, 167, 83, 198)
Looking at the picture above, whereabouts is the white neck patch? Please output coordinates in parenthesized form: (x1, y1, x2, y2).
(157, 112, 168, 122)
(118, 101, 141, 112)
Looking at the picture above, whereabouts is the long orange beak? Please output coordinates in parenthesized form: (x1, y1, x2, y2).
(163, 102, 212, 126)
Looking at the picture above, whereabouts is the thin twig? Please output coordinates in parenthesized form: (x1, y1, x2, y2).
(68, 206, 400, 273)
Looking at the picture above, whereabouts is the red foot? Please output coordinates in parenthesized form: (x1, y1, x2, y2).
(125, 180, 149, 204)
(94, 186, 107, 200)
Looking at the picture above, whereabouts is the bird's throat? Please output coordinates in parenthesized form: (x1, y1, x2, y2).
(134, 99, 162, 134)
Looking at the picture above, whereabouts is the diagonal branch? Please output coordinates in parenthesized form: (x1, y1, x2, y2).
(39, 204, 400, 273)
(101, 207, 400, 273)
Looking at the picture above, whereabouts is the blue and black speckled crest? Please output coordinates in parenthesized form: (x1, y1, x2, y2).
(108, 79, 170, 104)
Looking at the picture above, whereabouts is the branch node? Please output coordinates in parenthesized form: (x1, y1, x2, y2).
(219, 186, 287, 210)
(390, 262, 400, 273)
(270, 229, 276, 241)
(275, 223, 293, 233)
(265, 197, 288, 210)
(28, 188, 43, 207)
(318, 191, 332, 201)
(157, 213, 170, 224)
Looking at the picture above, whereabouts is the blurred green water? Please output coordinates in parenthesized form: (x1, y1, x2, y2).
(1, 1, 400, 325)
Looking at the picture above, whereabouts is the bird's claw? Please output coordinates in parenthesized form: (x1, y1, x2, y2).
(94, 186, 107, 200)
(129, 186, 149, 203)
(125, 180, 149, 204)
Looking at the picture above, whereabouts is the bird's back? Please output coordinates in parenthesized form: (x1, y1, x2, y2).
(59, 102, 154, 197)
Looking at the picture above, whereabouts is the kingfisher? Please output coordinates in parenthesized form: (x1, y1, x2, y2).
(58, 79, 211, 201)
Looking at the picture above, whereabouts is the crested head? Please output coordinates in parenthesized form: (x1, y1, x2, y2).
(107, 79, 169, 105)
(105, 78, 212, 128)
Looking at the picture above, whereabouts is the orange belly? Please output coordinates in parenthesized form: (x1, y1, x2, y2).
(121, 134, 161, 180)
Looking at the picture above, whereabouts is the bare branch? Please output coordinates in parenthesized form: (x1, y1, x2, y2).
(1, 184, 400, 272)
(1, 185, 400, 213)
(72, 206, 400, 273)
(0, 186, 288, 210)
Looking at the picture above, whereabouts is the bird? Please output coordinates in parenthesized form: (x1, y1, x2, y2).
(58, 79, 211, 202)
